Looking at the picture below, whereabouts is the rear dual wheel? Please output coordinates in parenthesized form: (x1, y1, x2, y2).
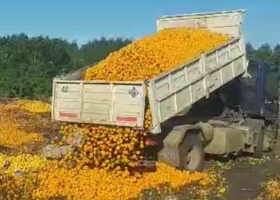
(179, 132, 204, 172)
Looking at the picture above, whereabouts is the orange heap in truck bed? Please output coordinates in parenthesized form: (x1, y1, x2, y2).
(56, 28, 230, 171)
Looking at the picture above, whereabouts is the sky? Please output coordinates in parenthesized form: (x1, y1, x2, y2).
(0, 0, 279, 47)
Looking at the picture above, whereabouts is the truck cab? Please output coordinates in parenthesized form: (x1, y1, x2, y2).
(165, 59, 280, 171)
(241, 60, 279, 121)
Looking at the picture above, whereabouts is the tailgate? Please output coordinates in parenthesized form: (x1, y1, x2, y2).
(156, 9, 245, 37)
(52, 80, 146, 128)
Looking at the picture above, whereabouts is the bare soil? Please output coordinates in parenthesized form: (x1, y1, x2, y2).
(225, 151, 280, 200)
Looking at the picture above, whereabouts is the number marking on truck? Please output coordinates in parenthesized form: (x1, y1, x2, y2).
(61, 86, 69, 93)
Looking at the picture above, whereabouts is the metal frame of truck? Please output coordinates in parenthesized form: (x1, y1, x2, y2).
(50, 9, 279, 171)
(52, 9, 246, 130)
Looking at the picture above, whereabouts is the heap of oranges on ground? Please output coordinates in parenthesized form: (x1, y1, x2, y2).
(0, 27, 232, 200)
(0, 99, 50, 151)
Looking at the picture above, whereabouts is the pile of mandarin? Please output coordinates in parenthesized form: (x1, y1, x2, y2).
(58, 124, 146, 171)
(0, 100, 50, 150)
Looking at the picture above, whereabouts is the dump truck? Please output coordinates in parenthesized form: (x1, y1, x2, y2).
(50, 9, 279, 172)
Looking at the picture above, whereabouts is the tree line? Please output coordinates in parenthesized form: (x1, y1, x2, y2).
(0, 33, 277, 99)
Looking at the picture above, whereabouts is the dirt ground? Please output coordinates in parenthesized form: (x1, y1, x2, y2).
(225, 156, 279, 200)
(224, 145, 280, 200)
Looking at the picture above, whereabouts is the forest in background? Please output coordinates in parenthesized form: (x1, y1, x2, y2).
(0, 33, 278, 99)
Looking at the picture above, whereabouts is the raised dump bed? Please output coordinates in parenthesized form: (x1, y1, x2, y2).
(52, 9, 247, 134)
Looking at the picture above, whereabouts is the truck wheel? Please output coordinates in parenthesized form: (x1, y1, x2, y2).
(179, 132, 204, 172)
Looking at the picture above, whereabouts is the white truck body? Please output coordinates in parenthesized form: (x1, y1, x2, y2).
(52, 9, 247, 134)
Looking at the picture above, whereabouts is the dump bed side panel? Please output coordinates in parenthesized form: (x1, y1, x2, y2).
(52, 81, 146, 128)
(148, 36, 246, 133)
(156, 9, 245, 37)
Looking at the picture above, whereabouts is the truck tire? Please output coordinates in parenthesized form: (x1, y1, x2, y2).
(179, 132, 204, 172)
